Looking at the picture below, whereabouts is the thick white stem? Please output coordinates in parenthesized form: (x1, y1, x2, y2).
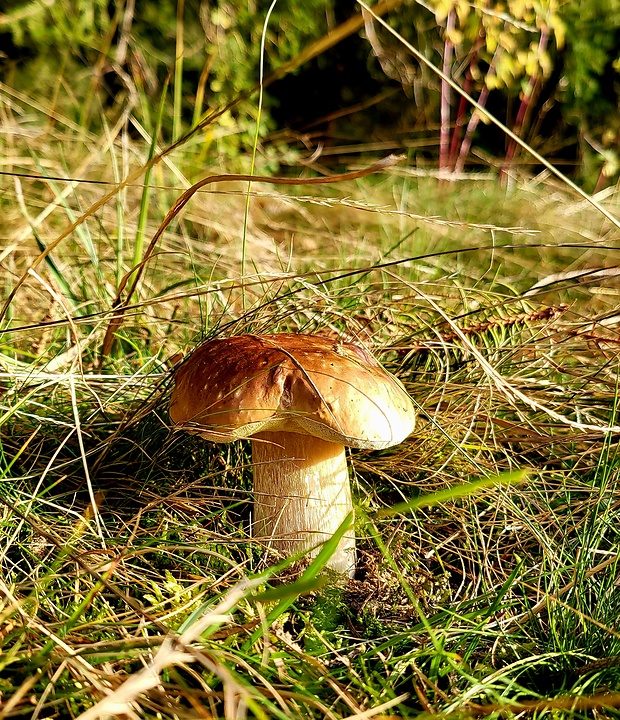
(251, 431, 356, 576)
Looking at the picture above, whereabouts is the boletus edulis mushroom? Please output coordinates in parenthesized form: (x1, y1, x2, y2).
(170, 333, 415, 576)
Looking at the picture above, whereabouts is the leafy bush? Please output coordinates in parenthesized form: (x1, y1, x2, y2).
(1, 0, 619, 183)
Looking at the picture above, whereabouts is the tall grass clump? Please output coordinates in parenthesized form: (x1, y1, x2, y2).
(1, 2, 620, 719)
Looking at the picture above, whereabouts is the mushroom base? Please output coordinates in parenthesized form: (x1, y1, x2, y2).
(251, 431, 356, 576)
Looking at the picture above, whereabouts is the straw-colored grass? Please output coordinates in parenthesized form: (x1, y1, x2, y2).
(1, 22, 620, 720)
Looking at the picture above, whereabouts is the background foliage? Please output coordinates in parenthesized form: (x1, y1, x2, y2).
(2, 0, 620, 183)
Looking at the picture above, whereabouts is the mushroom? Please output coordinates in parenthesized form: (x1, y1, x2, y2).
(170, 333, 415, 576)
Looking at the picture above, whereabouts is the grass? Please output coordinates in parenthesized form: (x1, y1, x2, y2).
(2, 32, 620, 720)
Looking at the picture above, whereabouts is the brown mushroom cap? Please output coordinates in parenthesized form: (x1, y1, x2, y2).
(170, 333, 415, 447)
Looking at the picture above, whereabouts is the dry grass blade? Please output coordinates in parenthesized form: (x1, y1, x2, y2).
(99, 154, 403, 361)
(75, 580, 263, 720)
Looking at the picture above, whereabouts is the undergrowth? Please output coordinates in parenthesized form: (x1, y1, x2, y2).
(1, 10, 620, 720)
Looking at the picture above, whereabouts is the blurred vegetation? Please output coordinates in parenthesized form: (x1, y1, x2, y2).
(1, 0, 620, 184)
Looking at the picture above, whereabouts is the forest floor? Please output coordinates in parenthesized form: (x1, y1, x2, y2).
(1, 77, 620, 718)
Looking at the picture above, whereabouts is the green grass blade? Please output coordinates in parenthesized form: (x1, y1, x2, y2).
(128, 79, 169, 303)
(376, 470, 529, 518)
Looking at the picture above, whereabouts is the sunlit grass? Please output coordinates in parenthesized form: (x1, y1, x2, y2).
(1, 35, 620, 720)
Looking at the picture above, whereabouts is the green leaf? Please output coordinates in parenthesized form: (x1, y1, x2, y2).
(376, 470, 528, 518)
(253, 575, 329, 603)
